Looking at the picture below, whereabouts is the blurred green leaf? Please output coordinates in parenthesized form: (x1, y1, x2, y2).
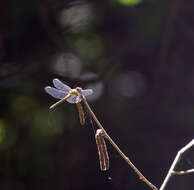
(0, 120, 6, 143)
(11, 96, 38, 113)
(11, 96, 38, 124)
(117, 0, 142, 6)
(30, 109, 64, 144)
(74, 33, 104, 60)
(0, 121, 18, 150)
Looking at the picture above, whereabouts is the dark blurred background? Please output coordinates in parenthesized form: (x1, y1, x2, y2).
(0, 0, 194, 189)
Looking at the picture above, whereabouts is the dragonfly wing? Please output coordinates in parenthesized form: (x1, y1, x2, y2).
(45, 86, 68, 99)
(66, 95, 82, 104)
(80, 89, 93, 97)
(53, 78, 71, 91)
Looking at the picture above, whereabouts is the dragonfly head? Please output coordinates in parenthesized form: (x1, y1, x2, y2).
(76, 87, 83, 93)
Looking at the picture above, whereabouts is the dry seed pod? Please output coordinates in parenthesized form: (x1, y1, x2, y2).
(76, 103, 85, 125)
(95, 129, 109, 171)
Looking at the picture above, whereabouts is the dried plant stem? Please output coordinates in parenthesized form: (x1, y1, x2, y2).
(160, 139, 194, 190)
(76, 103, 85, 126)
(49, 94, 71, 109)
(95, 129, 110, 171)
(82, 97, 158, 190)
(172, 169, 194, 175)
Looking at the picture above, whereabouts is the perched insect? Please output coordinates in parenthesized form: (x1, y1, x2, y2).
(44, 78, 93, 125)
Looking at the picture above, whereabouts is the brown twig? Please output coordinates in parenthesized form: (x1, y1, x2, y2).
(159, 139, 194, 190)
(172, 169, 194, 175)
(82, 97, 158, 190)
(46, 83, 194, 190)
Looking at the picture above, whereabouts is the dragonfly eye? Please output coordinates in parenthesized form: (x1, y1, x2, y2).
(76, 87, 82, 93)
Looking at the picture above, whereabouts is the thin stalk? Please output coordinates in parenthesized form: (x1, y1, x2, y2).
(159, 139, 194, 190)
(49, 94, 71, 109)
(82, 97, 158, 190)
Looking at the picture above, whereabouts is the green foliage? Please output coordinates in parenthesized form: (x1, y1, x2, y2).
(74, 33, 104, 60)
(0, 122, 19, 150)
(30, 109, 64, 144)
(0, 121, 6, 144)
(117, 0, 142, 6)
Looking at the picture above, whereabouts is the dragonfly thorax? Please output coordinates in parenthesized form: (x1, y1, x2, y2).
(70, 88, 83, 96)
(70, 89, 79, 95)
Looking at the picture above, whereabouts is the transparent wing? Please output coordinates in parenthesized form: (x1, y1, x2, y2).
(67, 95, 82, 104)
(45, 86, 68, 99)
(53, 78, 71, 91)
(80, 89, 93, 97)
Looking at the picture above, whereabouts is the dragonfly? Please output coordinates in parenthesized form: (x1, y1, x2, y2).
(44, 78, 93, 125)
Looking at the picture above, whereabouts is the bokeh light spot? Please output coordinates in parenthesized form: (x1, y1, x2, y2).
(79, 72, 98, 81)
(108, 71, 147, 100)
(85, 81, 104, 101)
(53, 53, 82, 78)
(59, 3, 94, 33)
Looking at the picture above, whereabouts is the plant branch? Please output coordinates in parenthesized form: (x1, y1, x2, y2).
(159, 139, 194, 190)
(172, 169, 194, 175)
(82, 97, 158, 190)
